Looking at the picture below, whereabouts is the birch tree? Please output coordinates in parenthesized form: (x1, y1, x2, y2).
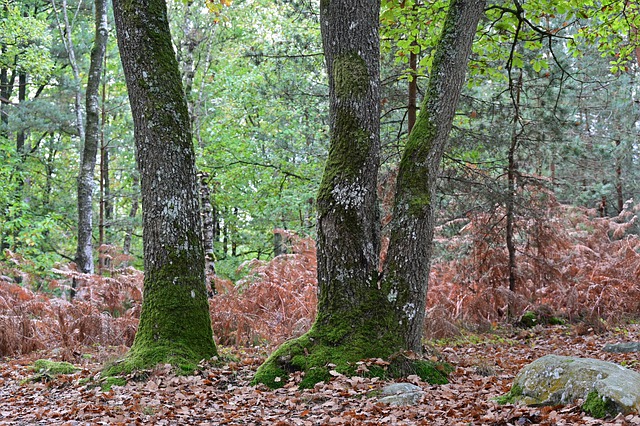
(75, 0, 108, 275)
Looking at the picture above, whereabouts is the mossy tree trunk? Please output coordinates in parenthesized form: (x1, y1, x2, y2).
(110, 0, 217, 373)
(381, 0, 486, 352)
(255, 0, 485, 389)
(255, 0, 391, 389)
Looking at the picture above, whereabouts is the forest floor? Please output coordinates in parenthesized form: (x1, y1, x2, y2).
(1, 324, 640, 425)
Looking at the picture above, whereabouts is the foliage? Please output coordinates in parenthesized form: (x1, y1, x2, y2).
(426, 198, 640, 338)
(2, 323, 640, 424)
(3, 197, 640, 358)
(210, 230, 317, 347)
(168, 0, 326, 279)
(0, 2, 54, 83)
(0, 264, 140, 358)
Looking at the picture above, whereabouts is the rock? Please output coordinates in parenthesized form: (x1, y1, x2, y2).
(603, 342, 640, 353)
(378, 383, 424, 406)
(505, 354, 640, 417)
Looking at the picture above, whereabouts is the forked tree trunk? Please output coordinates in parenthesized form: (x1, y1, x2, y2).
(76, 0, 108, 275)
(255, 0, 485, 389)
(110, 0, 217, 372)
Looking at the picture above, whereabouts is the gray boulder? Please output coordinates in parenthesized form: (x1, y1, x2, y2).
(504, 354, 640, 416)
(603, 342, 640, 353)
(378, 383, 424, 406)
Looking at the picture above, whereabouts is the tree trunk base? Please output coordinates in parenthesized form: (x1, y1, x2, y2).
(252, 323, 451, 389)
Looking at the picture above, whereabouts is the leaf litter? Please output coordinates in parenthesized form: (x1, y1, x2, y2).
(2, 324, 640, 425)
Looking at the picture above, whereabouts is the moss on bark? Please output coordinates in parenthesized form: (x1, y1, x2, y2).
(103, 246, 217, 377)
(317, 108, 371, 216)
(111, 0, 217, 379)
(253, 292, 451, 389)
(333, 53, 369, 99)
(252, 325, 452, 389)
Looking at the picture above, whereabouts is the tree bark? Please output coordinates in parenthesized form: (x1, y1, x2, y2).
(110, 0, 217, 372)
(75, 0, 108, 275)
(16, 72, 26, 156)
(1, 43, 16, 140)
(122, 172, 139, 257)
(381, 0, 486, 353)
(199, 172, 216, 295)
(408, 51, 418, 134)
(506, 71, 522, 305)
(615, 139, 623, 213)
(255, 0, 386, 389)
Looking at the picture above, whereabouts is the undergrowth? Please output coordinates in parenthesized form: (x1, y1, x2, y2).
(1, 199, 640, 357)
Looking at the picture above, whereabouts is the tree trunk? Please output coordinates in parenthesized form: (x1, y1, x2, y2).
(615, 139, 623, 213)
(381, 0, 486, 353)
(122, 173, 139, 257)
(16, 72, 26, 156)
(199, 172, 216, 295)
(75, 0, 108, 275)
(99, 60, 113, 263)
(110, 0, 217, 373)
(506, 71, 523, 305)
(256, 0, 389, 389)
(54, 0, 85, 144)
(1, 44, 15, 140)
(408, 51, 418, 134)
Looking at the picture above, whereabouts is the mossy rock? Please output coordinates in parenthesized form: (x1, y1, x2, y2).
(518, 311, 539, 328)
(517, 310, 565, 328)
(583, 390, 620, 419)
(499, 355, 640, 417)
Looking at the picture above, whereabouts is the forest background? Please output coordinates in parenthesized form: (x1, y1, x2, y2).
(1, 0, 640, 358)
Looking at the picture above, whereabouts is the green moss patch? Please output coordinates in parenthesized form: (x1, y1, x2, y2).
(31, 359, 79, 375)
(26, 359, 80, 383)
(495, 384, 524, 405)
(582, 390, 619, 419)
(102, 342, 205, 378)
(252, 326, 453, 389)
(101, 377, 127, 391)
(333, 53, 369, 99)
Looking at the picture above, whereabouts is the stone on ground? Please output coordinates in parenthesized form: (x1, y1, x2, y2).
(378, 383, 425, 406)
(507, 354, 640, 416)
(603, 342, 640, 353)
